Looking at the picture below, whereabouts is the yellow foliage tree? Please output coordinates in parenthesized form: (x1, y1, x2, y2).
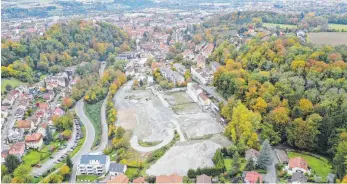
(252, 97, 268, 113)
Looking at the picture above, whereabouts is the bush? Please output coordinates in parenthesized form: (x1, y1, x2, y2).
(187, 167, 224, 178)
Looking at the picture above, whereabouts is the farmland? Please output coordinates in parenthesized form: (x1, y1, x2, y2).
(308, 32, 347, 46)
(263, 23, 297, 29)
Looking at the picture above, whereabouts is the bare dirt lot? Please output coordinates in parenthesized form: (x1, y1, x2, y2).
(114, 82, 230, 176)
(308, 32, 347, 46)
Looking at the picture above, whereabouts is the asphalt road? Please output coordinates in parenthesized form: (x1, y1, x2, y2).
(265, 148, 279, 183)
(31, 121, 77, 176)
(70, 99, 96, 182)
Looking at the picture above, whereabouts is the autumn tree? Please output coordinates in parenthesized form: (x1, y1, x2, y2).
(225, 103, 261, 149)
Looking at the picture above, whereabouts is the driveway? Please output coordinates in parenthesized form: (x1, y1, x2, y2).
(31, 121, 77, 176)
(265, 148, 279, 183)
(70, 99, 96, 182)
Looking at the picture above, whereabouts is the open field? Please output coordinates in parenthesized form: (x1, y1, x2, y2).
(329, 24, 347, 31)
(1, 78, 27, 92)
(263, 23, 297, 29)
(84, 100, 103, 147)
(288, 151, 332, 178)
(308, 32, 347, 46)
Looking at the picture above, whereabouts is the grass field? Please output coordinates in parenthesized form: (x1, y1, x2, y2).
(1, 78, 27, 92)
(329, 24, 347, 31)
(263, 23, 297, 29)
(308, 32, 347, 46)
(224, 158, 247, 172)
(84, 100, 103, 148)
(288, 151, 332, 178)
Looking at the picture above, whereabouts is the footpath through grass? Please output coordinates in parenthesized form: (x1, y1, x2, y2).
(84, 100, 103, 148)
(288, 151, 332, 178)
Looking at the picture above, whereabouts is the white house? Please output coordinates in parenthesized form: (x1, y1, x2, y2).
(109, 162, 127, 176)
(77, 154, 110, 175)
(285, 157, 310, 175)
(187, 83, 211, 108)
(25, 133, 43, 150)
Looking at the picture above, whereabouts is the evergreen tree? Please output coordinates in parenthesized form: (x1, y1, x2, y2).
(5, 154, 21, 173)
(45, 126, 53, 145)
(245, 158, 256, 171)
(231, 152, 241, 175)
(66, 155, 73, 169)
(257, 140, 272, 169)
(213, 149, 225, 169)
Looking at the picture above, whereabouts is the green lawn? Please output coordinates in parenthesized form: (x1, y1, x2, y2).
(76, 174, 99, 182)
(288, 151, 332, 178)
(328, 24, 347, 31)
(125, 167, 139, 179)
(22, 151, 42, 166)
(84, 100, 103, 148)
(1, 78, 27, 92)
(263, 23, 297, 29)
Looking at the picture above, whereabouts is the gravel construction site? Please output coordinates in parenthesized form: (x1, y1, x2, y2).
(114, 81, 230, 176)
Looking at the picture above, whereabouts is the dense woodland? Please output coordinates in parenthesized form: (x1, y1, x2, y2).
(212, 35, 347, 179)
(1, 20, 132, 83)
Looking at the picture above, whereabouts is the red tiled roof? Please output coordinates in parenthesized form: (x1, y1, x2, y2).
(156, 173, 183, 184)
(16, 120, 31, 129)
(9, 142, 25, 155)
(107, 174, 129, 184)
(288, 157, 309, 171)
(133, 177, 148, 183)
(25, 133, 42, 142)
(245, 171, 262, 184)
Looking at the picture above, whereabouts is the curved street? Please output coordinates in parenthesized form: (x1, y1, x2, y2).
(70, 99, 96, 182)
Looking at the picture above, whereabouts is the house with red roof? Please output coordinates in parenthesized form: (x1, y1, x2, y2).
(244, 171, 262, 184)
(156, 173, 183, 184)
(15, 120, 34, 132)
(9, 142, 26, 158)
(285, 157, 310, 175)
(54, 107, 65, 116)
(25, 133, 43, 149)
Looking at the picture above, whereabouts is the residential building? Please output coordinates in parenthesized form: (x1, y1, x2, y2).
(109, 162, 127, 176)
(327, 173, 335, 183)
(244, 171, 262, 184)
(37, 123, 48, 137)
(133, 177, 148, 183)
(196, 54, 206, 69)
(2, 90, 20, 106)
(1, 106, 10, 118)
(54, 107, 65, 116)
(285, 157, 310, 175)
(14, 108, 25, 120)
(173, 63, 187, 75)
(191, 67, 213, 85)
(125, 66, 135, 77)
(245, 149, 260, 163)
(25, 133, 43, 149)
(43, 91, 54, 102)
(107, 174, 129, 184)
(15, 120, 34, 132)
(201, 43, 214, 58)
(1, 150, 9, 163)
(196, 174, 211, 183)
(156, 173, 183, 184)
(9, 142, 26, 159)
(160, 67, 185, 85)
(77, 154, 110, 175)
(187, 83, 211, 108)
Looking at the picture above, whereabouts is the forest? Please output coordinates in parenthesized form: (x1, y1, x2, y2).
(1, 20, 132, 83)
(212, 35, 347, 179)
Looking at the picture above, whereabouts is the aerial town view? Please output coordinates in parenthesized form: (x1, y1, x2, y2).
(1, 0, 347, 183)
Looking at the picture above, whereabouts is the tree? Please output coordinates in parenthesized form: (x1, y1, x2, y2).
(5, 154, 21, 173)
(225, 103, 261, 149)
(257, 140, 272, 170)
(2, 164, 8, 176)
(212, 149, 225, 169)
(115, 126, 125, 139)
(245, 159, 256, 171)
(66, 155, 73, 169)
(2, 174, 12, 183)
(13, 164, 32, 183)
(333, 136, 347, 179)
(45, 126, 53, 145)
(62, 97, 73, 109)
(59, 165, 71, 180)
(252, 97, 268, 113)
(231, 152, 241, 175)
